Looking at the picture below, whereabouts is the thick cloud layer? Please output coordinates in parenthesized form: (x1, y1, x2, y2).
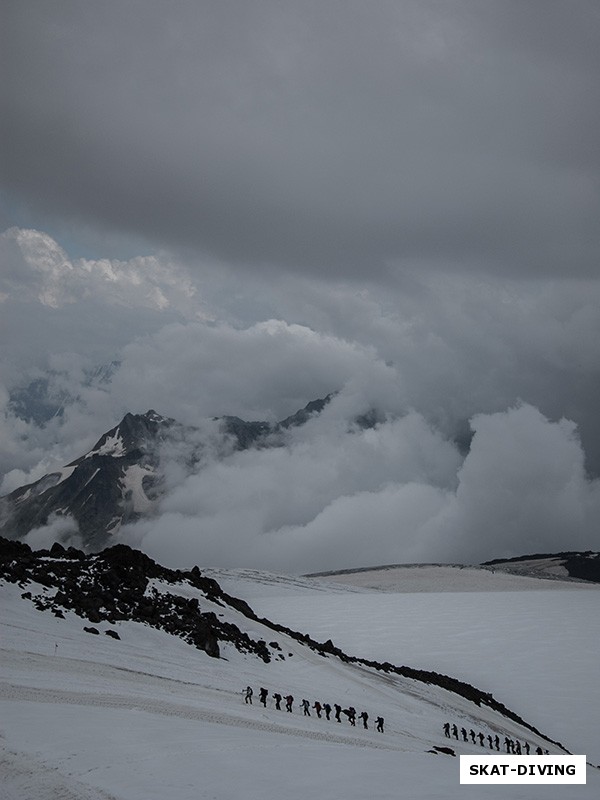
(2, 1, 599, 278)
(124, 402, 599, 574)
(1, 229, 599, 570)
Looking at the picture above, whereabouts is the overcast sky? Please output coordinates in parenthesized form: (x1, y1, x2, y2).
(1, 2, 599, 570)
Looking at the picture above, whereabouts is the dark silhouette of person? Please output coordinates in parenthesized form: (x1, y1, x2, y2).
(487, 735, 493, 749)
(348, 707, 356, 726)
(244, 686, 253, 704)
(273, 692, 282, 710)
(259, 687, 268, 707)
(535, 746, 543, 755)
(524, 742, 530, 755)
(461, 728, 468, 742)
(494, 735, 500, 751)
(444, 722, 451, 738)
(313, 701, 322, 718)
(504, 737, 512, 753)
(515, 740, 522, 755)
(359, 711, 368, 729)
(334, 704, 342, 722)
(285, 694, 293, 712)
(452, 724, 459, 740)
(477, 732, 485, 747)
(323, 703, 331, 720)
(469, 729, 476, 744)
(376, 716, 384, 733)
(302, 699, 311, 716)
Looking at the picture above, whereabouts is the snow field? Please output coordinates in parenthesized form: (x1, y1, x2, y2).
(2, 571, 599, 800)
(243, 572, 600, 763)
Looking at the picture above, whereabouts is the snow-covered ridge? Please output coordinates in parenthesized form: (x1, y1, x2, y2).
(304, 563, 600, 592)
(2, 542, 599, 799)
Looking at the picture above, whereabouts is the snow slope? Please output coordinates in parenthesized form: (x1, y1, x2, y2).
(237, 566, 600, 765)
(1, 566, 599, 800)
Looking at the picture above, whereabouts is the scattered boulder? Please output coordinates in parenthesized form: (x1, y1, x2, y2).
(83, 626, 99, 635)
(432, 746, 456, 756)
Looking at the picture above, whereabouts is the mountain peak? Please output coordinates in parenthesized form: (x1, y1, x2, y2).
(0, 396, 336, 550)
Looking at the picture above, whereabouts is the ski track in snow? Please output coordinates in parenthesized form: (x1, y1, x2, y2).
(0, 682, 401, 752)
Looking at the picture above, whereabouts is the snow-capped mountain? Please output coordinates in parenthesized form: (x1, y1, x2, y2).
(0, 410, 177, 549)
(0, 396, 335, 549)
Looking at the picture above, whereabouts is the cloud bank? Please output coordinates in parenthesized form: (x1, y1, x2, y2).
(120, 401, 600, 574)
(1, 226, 600, 571)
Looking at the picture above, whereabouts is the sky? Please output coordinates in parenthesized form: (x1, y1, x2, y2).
(1, 1, 599, 570)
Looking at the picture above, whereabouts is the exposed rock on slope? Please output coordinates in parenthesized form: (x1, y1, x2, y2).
(0, 537, 272, 661)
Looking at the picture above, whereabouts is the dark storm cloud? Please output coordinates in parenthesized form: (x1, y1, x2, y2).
(2, 3, 600, 571)
(2, 0, 599, 277)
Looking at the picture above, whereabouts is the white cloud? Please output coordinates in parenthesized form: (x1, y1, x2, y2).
(122, 404, 600, 573)
(23, 513, 82, 551)
(109, 318, 395, 423)
(424, 404, 600, 563)
(0, 227, 203, 314)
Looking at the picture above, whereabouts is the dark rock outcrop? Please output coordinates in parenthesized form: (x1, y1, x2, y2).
(0, 537, 276, 661)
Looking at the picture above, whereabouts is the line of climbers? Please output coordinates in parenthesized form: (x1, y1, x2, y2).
(244, 686, 384, 733)
(443, 722, 549, 755)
